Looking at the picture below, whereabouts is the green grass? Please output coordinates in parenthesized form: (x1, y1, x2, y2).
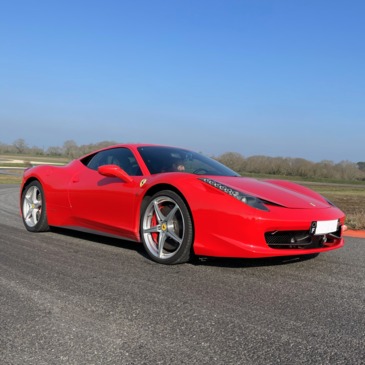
(0, 175, 22, 184)
(301, 183, 365, 230)
(0, 156, 68, 177)
(0, 154, 68, 184)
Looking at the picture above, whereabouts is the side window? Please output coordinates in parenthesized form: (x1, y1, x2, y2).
(86, 148, 142, 176)
(86, 150, 112, 170)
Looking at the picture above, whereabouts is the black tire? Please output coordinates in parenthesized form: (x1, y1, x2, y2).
(140, 190, 193, 264)
(21, 180, 49, 232)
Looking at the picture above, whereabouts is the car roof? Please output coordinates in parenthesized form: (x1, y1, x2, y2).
(78, 143, 188, 160)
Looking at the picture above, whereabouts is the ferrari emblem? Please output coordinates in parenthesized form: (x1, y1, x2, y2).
(161, 223, 167, 231)
(140, 179, 147, 187)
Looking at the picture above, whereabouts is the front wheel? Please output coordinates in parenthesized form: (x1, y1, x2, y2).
(21, 180, 49, 232)
(141, 190, 193, 264)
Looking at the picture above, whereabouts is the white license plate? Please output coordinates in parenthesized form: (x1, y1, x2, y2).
(314, 220, 338, 235)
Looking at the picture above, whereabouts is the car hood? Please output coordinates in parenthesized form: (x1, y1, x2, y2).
(203, 176, 330, 209)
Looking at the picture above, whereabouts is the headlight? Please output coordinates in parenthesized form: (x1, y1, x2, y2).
(200, 178, 269, 211)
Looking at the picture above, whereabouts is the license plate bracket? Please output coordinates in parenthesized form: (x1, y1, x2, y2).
(310, 220, 339, 235)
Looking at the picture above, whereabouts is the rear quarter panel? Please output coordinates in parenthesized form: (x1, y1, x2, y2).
(21, 163, 77, 225)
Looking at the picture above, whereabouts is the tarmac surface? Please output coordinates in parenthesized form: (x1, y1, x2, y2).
(1, 185, 364, 364)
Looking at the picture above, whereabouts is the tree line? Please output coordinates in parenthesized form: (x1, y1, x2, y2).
(2, 139, 365, 181)
(216, 152, 365, 181)
(1, 138, 116, 159)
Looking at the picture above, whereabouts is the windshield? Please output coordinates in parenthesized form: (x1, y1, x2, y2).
(138, 146, 239, 176)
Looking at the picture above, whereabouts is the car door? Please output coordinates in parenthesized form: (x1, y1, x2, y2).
(68, 147, 142, 240)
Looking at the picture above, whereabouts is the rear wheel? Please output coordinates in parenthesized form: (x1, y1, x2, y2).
(21, 181, 49, 232)
(141, 190, 193, 264)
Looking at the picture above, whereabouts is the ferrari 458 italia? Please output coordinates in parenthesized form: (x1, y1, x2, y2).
(20, 144, 345, 264)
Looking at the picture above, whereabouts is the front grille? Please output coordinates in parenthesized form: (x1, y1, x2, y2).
(265, 228, 341, 249)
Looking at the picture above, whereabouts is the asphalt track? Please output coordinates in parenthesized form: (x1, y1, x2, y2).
(1, 185, 364, 365)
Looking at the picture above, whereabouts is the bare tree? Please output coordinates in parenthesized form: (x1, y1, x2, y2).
(46, 146, 63, 156)
(62, 140, 78, 159)
(217, 152, 245, 173)
(13, 138, 28, 154)
(358, 162, 365, 172)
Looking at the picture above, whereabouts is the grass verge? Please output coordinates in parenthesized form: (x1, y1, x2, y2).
(0, 175, 22, 184)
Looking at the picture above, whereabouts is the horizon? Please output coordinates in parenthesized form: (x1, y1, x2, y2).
(1, 137, 364, 165)
(1, 1, 364, 163)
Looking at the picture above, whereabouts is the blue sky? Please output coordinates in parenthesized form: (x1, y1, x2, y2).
(0, 0, 364, 162)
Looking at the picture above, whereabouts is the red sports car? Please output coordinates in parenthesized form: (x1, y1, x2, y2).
(20, 144, 345, 264)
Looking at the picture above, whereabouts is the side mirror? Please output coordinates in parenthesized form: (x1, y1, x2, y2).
(98, 165, 134, 183)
